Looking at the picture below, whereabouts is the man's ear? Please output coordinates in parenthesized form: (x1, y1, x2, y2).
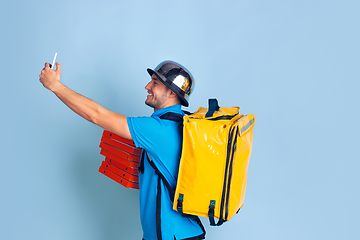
(168, 90, 178, 98)
(168, 90, 181, 104)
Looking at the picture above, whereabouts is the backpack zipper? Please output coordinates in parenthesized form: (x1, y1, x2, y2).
(188, 113, 238, 121)
(208, 114, 238, 121)
(219, 126, 236, 223)
(224, 126, 239, 220)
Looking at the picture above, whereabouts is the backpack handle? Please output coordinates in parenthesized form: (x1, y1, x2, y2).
(205, 98, 220, 118)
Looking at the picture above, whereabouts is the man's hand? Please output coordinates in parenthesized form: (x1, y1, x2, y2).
(39, 62, 62, 91)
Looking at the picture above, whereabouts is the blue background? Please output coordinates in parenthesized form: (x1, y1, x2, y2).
(1, 0, 359, 239)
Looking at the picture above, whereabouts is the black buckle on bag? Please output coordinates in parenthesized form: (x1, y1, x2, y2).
(208, 200, 216, 226)
(177, 193, 184, 214)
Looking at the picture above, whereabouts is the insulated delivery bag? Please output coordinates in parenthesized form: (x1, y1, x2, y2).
(173, 99, 255, 226)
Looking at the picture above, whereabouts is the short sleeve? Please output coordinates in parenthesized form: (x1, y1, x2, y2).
(127, 116, 163, 152)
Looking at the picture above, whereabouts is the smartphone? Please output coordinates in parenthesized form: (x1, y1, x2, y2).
(51, 53, 57, 69)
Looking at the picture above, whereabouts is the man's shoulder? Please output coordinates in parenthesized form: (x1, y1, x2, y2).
(127, 105, 184, 148)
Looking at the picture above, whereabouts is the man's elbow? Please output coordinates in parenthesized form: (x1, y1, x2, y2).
(88, 108, 102, 125)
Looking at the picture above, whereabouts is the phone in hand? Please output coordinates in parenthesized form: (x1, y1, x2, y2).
(50, 53, 57, 69)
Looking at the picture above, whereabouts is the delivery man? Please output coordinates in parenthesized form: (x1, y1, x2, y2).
(39, 60, 205, 240)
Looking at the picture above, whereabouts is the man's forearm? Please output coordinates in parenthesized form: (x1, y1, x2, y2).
(39, 62, 132, 139)
(52, 82, 103, 124)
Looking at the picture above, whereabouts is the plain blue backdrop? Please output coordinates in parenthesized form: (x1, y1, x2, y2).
(1, 0, 359, 239)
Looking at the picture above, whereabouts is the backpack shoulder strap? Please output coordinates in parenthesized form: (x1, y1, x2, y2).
(138, 112, 206, 239)
(159, 112, 183, 122)
(144, 151, 175, 202)
(138, 112, 183, 174)
(143, 151, 206, 240)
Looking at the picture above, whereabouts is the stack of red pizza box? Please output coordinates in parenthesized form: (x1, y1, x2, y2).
(98, 130, 141, 189)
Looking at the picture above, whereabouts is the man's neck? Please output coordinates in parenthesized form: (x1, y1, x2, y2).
(153, 102, 180, 112)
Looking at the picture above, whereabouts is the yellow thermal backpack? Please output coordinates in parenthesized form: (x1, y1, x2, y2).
(174, 99, 255, 226)
(141, 98, 255, 229)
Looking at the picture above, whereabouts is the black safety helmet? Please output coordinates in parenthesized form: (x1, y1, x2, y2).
(147, 60, 194, 107)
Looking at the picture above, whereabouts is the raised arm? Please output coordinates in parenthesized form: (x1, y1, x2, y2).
(39, 62, 132, 140)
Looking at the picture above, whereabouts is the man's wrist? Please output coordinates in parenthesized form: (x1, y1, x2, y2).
(50, 81, 64, 93)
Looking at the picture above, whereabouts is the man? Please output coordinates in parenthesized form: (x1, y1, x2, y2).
(39, 60, 204, 240)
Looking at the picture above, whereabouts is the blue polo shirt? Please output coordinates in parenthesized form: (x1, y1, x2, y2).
(127, 105, 203, 240)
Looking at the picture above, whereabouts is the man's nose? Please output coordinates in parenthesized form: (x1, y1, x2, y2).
(145, 81, 151, 90)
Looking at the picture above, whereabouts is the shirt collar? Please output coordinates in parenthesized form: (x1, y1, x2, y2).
(151, 104, 184, 117)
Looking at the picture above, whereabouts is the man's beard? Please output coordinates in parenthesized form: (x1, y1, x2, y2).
(145, 91, 168, 110)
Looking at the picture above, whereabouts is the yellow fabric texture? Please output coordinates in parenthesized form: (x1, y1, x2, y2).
(173, 106, 255, 221)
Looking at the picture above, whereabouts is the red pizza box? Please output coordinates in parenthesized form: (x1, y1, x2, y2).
(99, 166, 139, 189)
(101, 135, 141, 156)
(104, 157, 138, 175)
(102, 130, 135, 146)
(99, 131, 142, 189)
(100, 149, 140, 168)
(99, 142, 140, 162)
(100, 161, 139, 182)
